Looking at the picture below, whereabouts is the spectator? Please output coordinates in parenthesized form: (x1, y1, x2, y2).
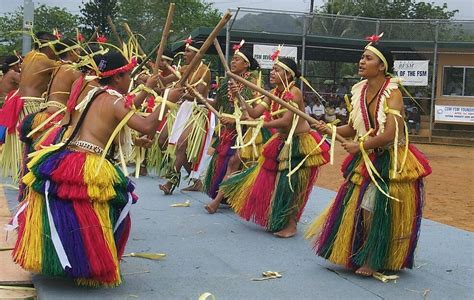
(312, 101, 325, 121)
(407, 107, 421, 135)
(325, 105, 336, 123)
(337, 102, 348, 124)
(305, 99, 313, 115)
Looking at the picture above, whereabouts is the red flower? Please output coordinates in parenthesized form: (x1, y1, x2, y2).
(271, 49, 280, 61)
(365, 34, 380, 43)
(124, 94, 135, 109)
(77, 32, 85, 43)
(97, 35, 108, 43)
(232, 44, 241, 51)
(210, 82, 218, 90)
(146, 96, 155, 113)
(283, 91, 294, 101)
(184, 37, 193, 45)
(54, 31, 62, 39)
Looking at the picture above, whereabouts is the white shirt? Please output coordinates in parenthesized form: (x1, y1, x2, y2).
(305, 106, 313, 115)
(312, 104, 325, 116)
(339, 107, 347, 116)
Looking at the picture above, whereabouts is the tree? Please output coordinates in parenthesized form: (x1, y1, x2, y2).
(0, 5, 79, 56)
(79, 0, 120, 36)
(309, 0, 459, 40)
(116, 0, 221, 51)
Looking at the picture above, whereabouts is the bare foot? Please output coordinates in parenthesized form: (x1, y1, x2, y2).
(139, 166, 148, 177)
(182, 179, 203, 192)
(273, 218, 297, 238)
(159, 182, 173, 195)
(355, 264, 375, 277)
(273, 225, 297, 238)
(204, 199, 220, 214)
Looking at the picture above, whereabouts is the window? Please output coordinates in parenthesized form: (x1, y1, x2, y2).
(442, 66, 474, 97)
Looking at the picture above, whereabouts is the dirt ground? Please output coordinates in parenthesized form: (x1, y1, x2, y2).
(316, 143, 474, 232)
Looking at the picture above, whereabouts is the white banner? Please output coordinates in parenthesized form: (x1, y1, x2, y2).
(393, 60, 429, 86)
(435, 105, 474, 124)
(253, 44, 297, 69)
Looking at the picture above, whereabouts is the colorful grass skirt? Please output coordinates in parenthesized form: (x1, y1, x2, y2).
(306, 144, 432, 271)
(220, 130, 330, 232)
(12, 148, 137, 287)
(203, 126, 272, 199)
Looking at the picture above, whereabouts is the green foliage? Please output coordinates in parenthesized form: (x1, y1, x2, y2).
(79, 0, 120, 35)
(0, 5, 79, 56)
(319, 0, 457, 19)
(310, 0, 459, 40)
(116, 0, 221, 51)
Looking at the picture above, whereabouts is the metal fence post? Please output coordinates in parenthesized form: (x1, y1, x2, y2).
(225, 21, 230, 63)
(429, 21, 439, 143)
(301, 14, 308, 91)
(22, 0, 34, 55)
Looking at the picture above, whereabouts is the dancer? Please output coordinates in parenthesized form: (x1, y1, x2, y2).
(18, 38, 82, 146)
(0, 32, 59, 183)
(159, 38, 212, 194)
(305, 35, 432, 276)
(219, 54, 330, 238)
(11, 50, 163, 287)
(0, 55, 21, 106)
(203, 43, 270, 213)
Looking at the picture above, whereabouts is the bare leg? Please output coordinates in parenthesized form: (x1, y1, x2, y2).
(273, 216, 297, 238)
(355, 208, 376, 276)
(204, 152, 241, 214)
(159, 127, 191, 194)
(158, 126, 169, 150)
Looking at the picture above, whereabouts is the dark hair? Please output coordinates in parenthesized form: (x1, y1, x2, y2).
(369, 43, 394, 74)
(34, 31, 57, 49)
(278, 57, 301, 79)
(163, 49, 175, 60)
(55, 38, 77, 59)
(97, 51, 128, 86)
(238, 48, 260, 71)
(83, 43, 101, 55)
(2, 55, 19, 74)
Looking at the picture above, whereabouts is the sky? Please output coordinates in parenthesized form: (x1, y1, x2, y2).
(0, 0, 473, 19)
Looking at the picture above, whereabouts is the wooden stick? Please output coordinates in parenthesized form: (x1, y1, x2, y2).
(177, 11, 232, 86)
(123, 22, 145, 56)
(161, 61, 218, 117)
(87, 27, 99, 43)
(227, 71, 347, 143)
(213, 39, 249, 118)
(187, 84, 221, 118)
(130, 43, 161, 77)
(153, 3, 175, 74)
(107, 16, 123, 46)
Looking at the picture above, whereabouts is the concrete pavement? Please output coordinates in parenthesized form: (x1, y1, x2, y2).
(3, 175, 473, 299)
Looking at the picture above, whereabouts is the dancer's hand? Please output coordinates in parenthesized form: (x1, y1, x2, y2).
(228, 80, 240, 95)
(342, 141, 360, 154)
(219, 116, 235, 125)
(134, 136, 153, 148)
(311, 121, 331, 135)
(145, 73, 160, 89)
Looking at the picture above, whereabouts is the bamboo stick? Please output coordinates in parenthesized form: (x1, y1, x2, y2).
(177, 11, 232, 86)
(123, 22, 145, 56)
(153, 3, 175, 74)
(213, 38, 249, 118)
(227, 71, 347, 143)
(107, 16, 123, 46)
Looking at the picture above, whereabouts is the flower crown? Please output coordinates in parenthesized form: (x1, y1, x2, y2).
(185, 36, 199, 52)
(232, 39, 249, 64)
(364, 32, 388, 74)
(99, 56, 138, 78)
